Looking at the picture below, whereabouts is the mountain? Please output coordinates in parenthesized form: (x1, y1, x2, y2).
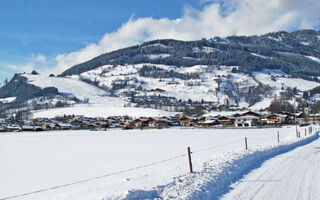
(1, 29, 320, 118)
(61, 29, 320, 79)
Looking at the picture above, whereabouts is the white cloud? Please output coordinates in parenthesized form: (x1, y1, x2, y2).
(34, 54, 46, 63)
(23, 0, 320, 74)
(5, 63, 36, 73)
(4, 54, 49, 76)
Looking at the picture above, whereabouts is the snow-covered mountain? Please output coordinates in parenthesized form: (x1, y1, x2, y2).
(1, 29, 320, 117)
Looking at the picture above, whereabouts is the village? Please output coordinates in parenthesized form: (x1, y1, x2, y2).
(0, 108, 319, 132)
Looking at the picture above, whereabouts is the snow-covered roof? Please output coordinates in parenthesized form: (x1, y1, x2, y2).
(7, 125, 21, 129)
(203, 119, 217, 124)
(206, 116, 218, 120)
(150, 117, 172, 123)
(22, 126, 34, 130)
(57, 123, 72, 127)
(236, 115, 260, 120)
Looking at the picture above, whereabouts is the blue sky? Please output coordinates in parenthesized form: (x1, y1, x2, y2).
(1, 0, 319, 84)
(0, 0, 203, 82)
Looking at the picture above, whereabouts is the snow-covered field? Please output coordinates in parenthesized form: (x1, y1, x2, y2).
(32, 102, 174, 118)
(252, 69, 320, 92)
(0, 126, 318, 200)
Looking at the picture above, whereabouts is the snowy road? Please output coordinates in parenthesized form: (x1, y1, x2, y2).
(222, 137, 320, 200)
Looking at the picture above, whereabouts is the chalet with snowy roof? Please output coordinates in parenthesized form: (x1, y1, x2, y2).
(86, 122, 98, 129)
(34, 126, 44, 131)
(179, 116, 199, 126)
(262, 113, 286, 124)
(309, 114, 320, 123)
(68, 118, 84, 127)
(41, 123, 57, 131)
(123, 119, 134, 129)
(56, 123, 73, 130)
(95, 121, 109, 128)
(21, 125, 35, 131)
(279, 112, 296, 124)
(134, 117, 150, 127)
(199, 116, 219, 127)
(240, 111, 265, 118)
(148, 117, 171, 128)
(163, 116, 180, 125)
(6, 124, 21, 132)
(217, 116, 235, 126)
(107, 118, 118, 125)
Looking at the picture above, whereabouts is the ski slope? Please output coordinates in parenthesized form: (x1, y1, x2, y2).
(23, 74, 107, 100)
(222, 136, 320, 200)
(22, 74, 175, 118)
(0, 126, 317, 200)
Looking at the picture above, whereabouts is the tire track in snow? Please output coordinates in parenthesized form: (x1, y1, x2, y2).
(227, 151, 294, 200)
(221, 138, 320, 200)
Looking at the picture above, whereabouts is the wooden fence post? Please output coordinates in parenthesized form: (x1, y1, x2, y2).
(305, 129, 306, 137)
(245, 137, 248, 150)
(277, 131, 280, 143)
(187, 147, 193, 173)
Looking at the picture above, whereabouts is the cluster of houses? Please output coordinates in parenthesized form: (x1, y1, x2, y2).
(0, 110, 319, 132)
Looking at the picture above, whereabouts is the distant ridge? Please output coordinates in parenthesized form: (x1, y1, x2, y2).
(60, 29, 320, 80)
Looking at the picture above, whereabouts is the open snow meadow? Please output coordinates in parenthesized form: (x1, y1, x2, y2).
(0, 126, 318, 200)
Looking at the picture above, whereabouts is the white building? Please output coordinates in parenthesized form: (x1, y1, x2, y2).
(235, 115, 260, 127)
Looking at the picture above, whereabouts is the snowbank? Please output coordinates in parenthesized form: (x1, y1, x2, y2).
(122, 132, 319, 200)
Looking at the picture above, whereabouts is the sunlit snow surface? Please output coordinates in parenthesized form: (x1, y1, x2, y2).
(23, 74, 175, 118)
(0, 126, 316, 200)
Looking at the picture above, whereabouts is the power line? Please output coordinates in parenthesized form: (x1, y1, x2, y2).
(0, 153, 186, 200)
(192, 138, 243, 154)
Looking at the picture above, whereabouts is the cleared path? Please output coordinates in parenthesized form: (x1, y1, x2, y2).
(221, 138, 320, 200)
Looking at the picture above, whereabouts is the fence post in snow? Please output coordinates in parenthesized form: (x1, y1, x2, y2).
(187, 147, 193, 173)
(305, 128, 306, 137)
(245, 137, 248, 150)
(277, 131, 280, 143)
